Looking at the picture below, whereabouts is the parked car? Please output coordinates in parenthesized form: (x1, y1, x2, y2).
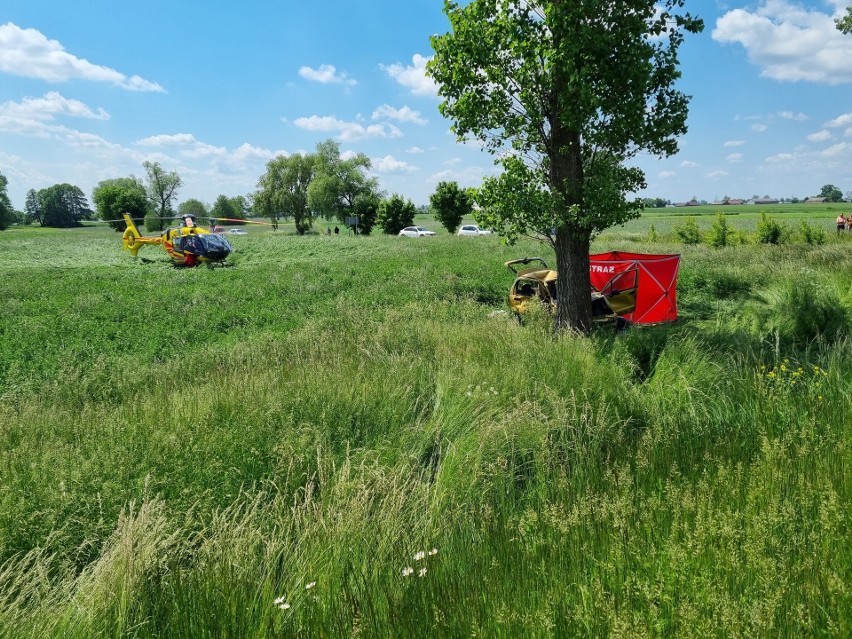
(398, 226, 436, 237)
(227, 228, 248, 235)
(457, 224, 492, 236)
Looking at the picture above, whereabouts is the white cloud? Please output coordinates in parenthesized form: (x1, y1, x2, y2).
(0, 91, 109, 122)
(712, 2, 852, 85)
(443, 157, 462, 166)
(659, 171, 675, 178)
(135, 133, 284, 164)
(406, 146, 424, 154)
(427, 166, 487, 186)
(706, 170, 729, 178)
(751, 123, 768, 132)
(0, 22, 164, 91)
(821, 142, 848, 157)
(825, 113, 852, 127)
(807, 130, 833, 142)
(371, 155, 416, 173)
(380, 54, 438, 97)
(293, 115, 402, 141)
(680, 160, 698, 167)
(371, 104, 427, 125)
(778, 111, 809, 121)
(766, 152, 796, 163)
(723, 140, 745, 147)
(298, 64, 356, 86)
(726, 153, 744, 163)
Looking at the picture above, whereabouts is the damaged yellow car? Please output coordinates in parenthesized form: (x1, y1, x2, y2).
(505, 252, 681, 325)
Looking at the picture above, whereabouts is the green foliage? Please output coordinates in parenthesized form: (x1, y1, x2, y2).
(143, 161, 182, 220)
(647, 223, 658, 242)
(256, 153, 316, 235)
(23, 189, 40, 225)
(0, 171, 13, 231)
(429, 180, 471, 233)
(673, 216, 701, 244)
(144, 211, 166, 232)
(37, 183, 91, 227)
(352, 191, 380, 235)
(755, 211, 788, 244)
(178, 198, 208, 218)
(799, 219, 826, 245)
(92, 176, 149, 231)
(428, 0, 703, 332)
(210, 194, 242, 223)
(377, 193, 416, 234)
(818, 183, 843, 202)
(708, 212, 734, 248)
(307, 139, 378, 224)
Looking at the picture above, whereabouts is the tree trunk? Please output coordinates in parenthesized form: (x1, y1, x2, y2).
(554, 230, 591, 333)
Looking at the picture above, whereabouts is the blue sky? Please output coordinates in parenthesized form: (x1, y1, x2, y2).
(1, 0, 852, 210)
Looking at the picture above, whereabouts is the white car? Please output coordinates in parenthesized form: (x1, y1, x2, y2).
(227, 228, 248, 235)
(398, 226, 436, 237)
(457, 224, 492, 236)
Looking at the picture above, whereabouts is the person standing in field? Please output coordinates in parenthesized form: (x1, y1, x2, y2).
(837, 213, 846, 235)
(846, 213, 852, 233)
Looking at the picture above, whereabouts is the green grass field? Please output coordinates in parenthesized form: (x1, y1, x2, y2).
(1, 211, 850, 637)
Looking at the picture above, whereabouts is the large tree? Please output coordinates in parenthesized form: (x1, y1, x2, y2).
(428, 0, 702, 332)
(819, 184, 843, 203)
(178, 198, 209, 218)
(307, 139, 378, 226)
(92, 177, 149, 231)
(255, 154, 317, 235)
(143, 161, 182, 230)
(377, 194, 416, 235)
(37, 184, 91, 227)
(430, 180, 472, 234)
(23, 189, 40, 225)
(0, 172, 14, 231)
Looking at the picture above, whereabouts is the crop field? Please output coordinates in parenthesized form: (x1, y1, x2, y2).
(1, 211, 851, 638)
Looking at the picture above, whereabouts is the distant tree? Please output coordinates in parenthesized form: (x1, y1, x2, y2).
(307, 139, 378, 224)
(23, 189, 40, 225)
(428, 0, 703, 332)
(819, 184, 843, 202)
(229, 194, 250, 222)
(37, 184, 90, 227)
(178, 199, 208, 218)
(0, 171, 14, 230)
(836, 5, 852, 34)
(430, 181, 472, 233)
(352, 191, 381, 235)
(92, 177, 149, 231)
(211, 194, 241, 223)
(143, 161, 182, 231)
(377, 194, 416, 235)
(255, 154, 317, 235)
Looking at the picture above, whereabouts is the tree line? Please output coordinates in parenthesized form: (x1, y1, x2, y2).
(0, 137, 477, 237)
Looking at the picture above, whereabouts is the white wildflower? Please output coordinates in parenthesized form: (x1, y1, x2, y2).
(418, 568, 427, 577)
(274, 596, 287, 605)
(402, 566, 414, 577)
(278, 602, 291, 610)
(305, 581, 316, 590)
(414, 551, 426, 561)
(428, 548, 438, 556)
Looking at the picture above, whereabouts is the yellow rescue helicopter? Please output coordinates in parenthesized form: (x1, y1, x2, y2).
(121, 213, 233, 266)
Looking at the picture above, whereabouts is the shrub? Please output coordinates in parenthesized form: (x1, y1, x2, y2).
(377, 194, 416, 235)
(673, 217, 700, 245)
(799, 220, 826, 245)
(648, 223, 658, 243)
(708, 212, 734, 248)
(755, 212, 787, 245)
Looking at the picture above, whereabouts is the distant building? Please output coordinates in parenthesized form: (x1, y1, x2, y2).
(753, 197, 779, 205)
(805, 197, 828, 203)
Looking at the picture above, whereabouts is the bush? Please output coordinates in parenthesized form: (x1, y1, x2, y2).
(708, 212, 734, 248)
(673, 217, 701, 245)
(144, 212, 165, 232)
(799, 220, 826, 245)
(755, 212, 788, 245)
(648, 223, 658, 243)
(377, 194, 416, 235)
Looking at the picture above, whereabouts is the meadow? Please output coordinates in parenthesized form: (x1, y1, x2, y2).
(0, 207, 850, 637)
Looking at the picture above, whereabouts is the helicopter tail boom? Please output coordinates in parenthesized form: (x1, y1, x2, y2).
(122, 214, 160, 256)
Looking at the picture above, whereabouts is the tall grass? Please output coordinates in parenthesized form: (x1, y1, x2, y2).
(0, 223, 850, 637)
